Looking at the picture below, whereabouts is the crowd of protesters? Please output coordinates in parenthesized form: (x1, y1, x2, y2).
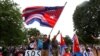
(0, 32, 100, 56)
(0, 45, 26, 56)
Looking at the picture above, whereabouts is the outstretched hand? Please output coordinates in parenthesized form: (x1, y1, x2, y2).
(48, 34, 50, 39)
(57, 30, 60, 35)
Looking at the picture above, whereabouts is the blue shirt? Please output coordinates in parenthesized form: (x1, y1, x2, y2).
(37, 39, 43, 49)
(74, 52, 83, 56)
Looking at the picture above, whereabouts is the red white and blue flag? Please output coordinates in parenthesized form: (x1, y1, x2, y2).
(72, 34, 80, 53)
(22, 6, 64, 28)
(59, 33, 67, 56)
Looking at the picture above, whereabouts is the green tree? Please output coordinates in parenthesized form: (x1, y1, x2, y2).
(0, 0, 25, 46)
(64, 35, 72, 45)
(27, 28, 40, 37)
(73, 0, 100, 44)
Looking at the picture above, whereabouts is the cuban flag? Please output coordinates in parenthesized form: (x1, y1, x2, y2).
(72, 34, 81, 56)
(22, 6, 64, 28)
(59, 33, 67, 56)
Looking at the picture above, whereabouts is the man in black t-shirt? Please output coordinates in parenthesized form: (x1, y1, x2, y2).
(41, 34, 50, 56)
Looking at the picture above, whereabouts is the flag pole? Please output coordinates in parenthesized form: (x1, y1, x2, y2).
(49, 2, 67, 36)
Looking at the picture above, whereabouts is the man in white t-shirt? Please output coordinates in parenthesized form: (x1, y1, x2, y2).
(28, 36, 37, 50)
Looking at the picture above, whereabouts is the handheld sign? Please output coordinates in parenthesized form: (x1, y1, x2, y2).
(25, 50, 41, 56)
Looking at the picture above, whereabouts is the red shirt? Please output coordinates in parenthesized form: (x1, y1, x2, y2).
(63, 52, 71, 56)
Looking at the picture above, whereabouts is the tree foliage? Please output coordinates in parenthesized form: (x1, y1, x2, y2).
(64, 35, 72, 45)
(73, 0, 100, 44)
(27, 28, 40, 37)
(0, 0, 25, 46)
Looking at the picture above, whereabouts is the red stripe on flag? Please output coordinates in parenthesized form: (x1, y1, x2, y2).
(73, 34, 80, 53)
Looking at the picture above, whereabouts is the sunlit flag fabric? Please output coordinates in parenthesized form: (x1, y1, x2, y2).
(22, 6, 64, 28)
(72, 34, 80, 53)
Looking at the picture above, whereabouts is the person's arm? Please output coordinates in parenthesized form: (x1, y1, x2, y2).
(56, 30, 60, 36)
(48, 35, 50, 39)
(53, 31, 60, 40)
(28, 38, 30, 44)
